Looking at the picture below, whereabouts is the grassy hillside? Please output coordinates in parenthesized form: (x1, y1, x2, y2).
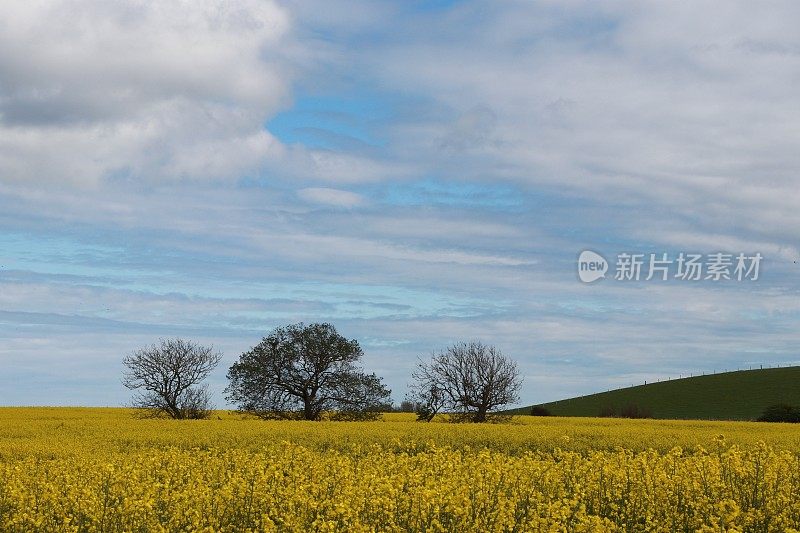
(511, 366, 800, 420)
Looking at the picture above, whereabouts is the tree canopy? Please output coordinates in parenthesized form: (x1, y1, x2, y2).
(226, 323, 391, 420)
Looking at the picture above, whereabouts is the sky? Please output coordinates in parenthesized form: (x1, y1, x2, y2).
(0, 0, 799, 407)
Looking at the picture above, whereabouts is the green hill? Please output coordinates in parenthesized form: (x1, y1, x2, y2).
(511, 366, 800, 420)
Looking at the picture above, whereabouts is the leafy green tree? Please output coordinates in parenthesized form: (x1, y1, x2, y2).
(226, 323, 391, 421)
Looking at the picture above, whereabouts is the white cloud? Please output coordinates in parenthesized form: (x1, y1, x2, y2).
(298, 187, 365, 208)
(346, 1, 800, 246)
(3, 1, 800, 406)
(0, 0, 291, 184)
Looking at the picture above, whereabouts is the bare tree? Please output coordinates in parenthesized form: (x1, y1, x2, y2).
(410, 341, 522, 422)
(122, 338, 222, 419)
(225, 323, 391, 421)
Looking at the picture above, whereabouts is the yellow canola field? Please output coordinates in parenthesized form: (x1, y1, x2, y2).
(3, 408, 800, 532)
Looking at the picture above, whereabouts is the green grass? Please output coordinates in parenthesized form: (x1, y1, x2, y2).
(510, 366, 800, 420)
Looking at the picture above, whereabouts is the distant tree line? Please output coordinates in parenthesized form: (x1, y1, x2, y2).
(121, 322, 522, 423)
(598, 404, 653, 419)
(530, 403, 800, 422)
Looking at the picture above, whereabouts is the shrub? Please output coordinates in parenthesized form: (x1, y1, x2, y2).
(757, 404, 800, 423)
(530, 405, 552, 416)
(598, 404, 653, 419)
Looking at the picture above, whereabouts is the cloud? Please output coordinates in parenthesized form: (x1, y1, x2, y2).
(329, 0, 800, 251)
(298, 187, 365, 207)
(0, 0, 291, 184)
(2, 0, 800, 407)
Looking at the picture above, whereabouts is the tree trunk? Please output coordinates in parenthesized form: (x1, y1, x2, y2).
(303, 397, 317, 420)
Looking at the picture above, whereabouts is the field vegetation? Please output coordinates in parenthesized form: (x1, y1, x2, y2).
(3, 408, 800, 531)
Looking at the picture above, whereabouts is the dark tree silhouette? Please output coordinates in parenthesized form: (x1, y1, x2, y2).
(757, 404, 800, 423)
(410, 341, 522, 423)
(398, 400, 416, 413)
(225, 323, 391, 421)
(122, 338, 221, 419)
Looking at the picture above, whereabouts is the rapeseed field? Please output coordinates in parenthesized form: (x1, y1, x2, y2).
(2, 408, 800, 531)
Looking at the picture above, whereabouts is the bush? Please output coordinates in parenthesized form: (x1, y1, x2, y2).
(757, 404, 800, 423)
(598, 404, 653, 419)
(530, 405, 552, 416)
(415, 403, 438, 422)
(447, 412, 514, 424)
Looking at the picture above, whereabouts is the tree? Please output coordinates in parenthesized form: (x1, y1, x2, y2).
(225, 323, 391, 421)
(398, 400, 416, 412)
(410, 341, 522, 423)
(407, 383, 445, 422)
(122, 338, 222, 419)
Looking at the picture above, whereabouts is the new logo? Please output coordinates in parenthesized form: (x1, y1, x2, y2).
(577, 250, 608, 283)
